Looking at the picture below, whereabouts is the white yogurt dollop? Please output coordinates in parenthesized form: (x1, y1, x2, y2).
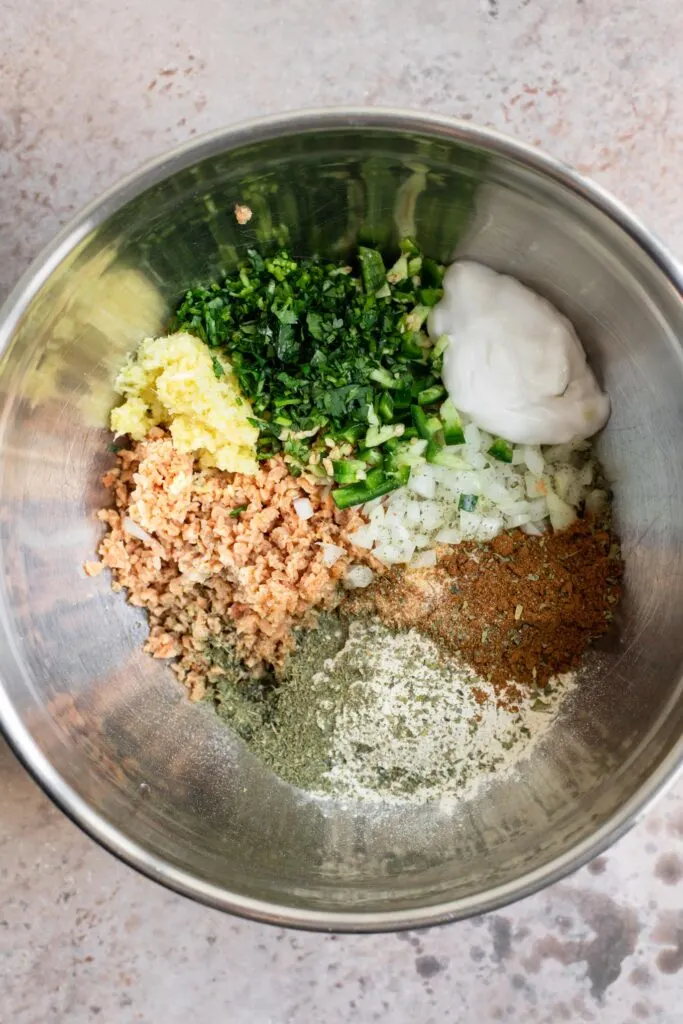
(429, 261, 610, 446)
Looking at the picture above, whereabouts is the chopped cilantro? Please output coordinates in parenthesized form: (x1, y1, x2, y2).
(172, 242, 446, 472)
(230, 504, 248, 517)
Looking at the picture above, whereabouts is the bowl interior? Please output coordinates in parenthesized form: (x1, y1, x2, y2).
(2, 117, 683, 927)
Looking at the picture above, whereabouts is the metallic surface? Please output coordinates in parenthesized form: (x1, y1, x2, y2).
(1, 109, 683, 931)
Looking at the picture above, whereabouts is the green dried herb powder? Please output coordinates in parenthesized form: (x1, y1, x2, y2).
(204, 616, 574, 802)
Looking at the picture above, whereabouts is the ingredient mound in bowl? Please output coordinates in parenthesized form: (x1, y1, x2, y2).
(88, 240, 622, 803)
(110, 332, 259, 473)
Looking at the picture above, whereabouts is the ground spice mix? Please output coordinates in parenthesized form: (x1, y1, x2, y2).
(350, 520, 622, 696)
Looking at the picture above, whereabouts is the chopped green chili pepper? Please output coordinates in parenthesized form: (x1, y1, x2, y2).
(365, 422, 405, 448)
(172, 242, 458, 500)
(440, 398, 466, 445)
(426, 440, 470, 469)
(417, 384, 447, 406)
(411, 406, 442, 441)
(332, 474, 403, 509)
(378, 392, 394, 423)
(399, 236, 421, 257)
(358, 246, 386, 294)
(332, 459, 367, 484)
(488, 438, 514, 463)
(458, 494, 479, 512)
(358, 446, 384, 467)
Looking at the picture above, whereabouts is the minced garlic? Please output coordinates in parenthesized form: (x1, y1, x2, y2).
(110, 332, 258, 474)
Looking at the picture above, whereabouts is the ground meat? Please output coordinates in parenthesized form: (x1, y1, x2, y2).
(94, 430, 376, 698)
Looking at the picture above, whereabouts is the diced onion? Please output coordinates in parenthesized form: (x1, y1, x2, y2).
(404, 500, 423, 527)
(506, 512, 534, 529)
(511, 447, 526, 465)
(294, 497, 314, 521)
(408, 469, 436, 499)
(523, 445, 545, 476)
(374, 542, 415, 565)
(464, 448, 487, 470)
(368, 505, 386, 528)
(528, 498, 549, 521)
(344, 565, 375, 589)
(321, 543, 345, 566)
(553, 466, 577, 503)
(363, 496, 386, 515)
(435, 526, 462, 544)
(459, 510, 482, 538)
(123, 517, 156, 546)
(481, 474, 510, 505)
(419, 502, 445, 531)
(546, 490, 577, 531)
(347, 526, 375, 550)
(525, 473, 548, 499)
(410, 549, 437, 569)
(343, 411, 600, 566)
(585, 489, 608, 515)
(476, 514, 505, 541)
(464, 422, 481, 450)
(413, 533, 433, 548)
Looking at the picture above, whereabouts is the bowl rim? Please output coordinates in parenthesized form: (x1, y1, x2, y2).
(2, 105, 683, 932)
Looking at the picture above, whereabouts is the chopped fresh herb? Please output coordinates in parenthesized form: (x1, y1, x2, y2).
(230, 504, 248, 517)
(173, 242, 527, 507)
(173, 243, 445, 482)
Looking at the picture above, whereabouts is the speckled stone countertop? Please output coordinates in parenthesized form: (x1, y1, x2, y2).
(2, 2, 683, 1021)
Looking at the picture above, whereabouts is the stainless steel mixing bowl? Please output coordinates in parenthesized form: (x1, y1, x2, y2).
(2, 109, 683, 931)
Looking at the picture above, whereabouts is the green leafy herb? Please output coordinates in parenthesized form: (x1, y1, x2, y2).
(230, 504, 248, 517)
(173, 242, 448, 477)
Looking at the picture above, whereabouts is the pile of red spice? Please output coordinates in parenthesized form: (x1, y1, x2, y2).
(348, 520, 622, 701)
